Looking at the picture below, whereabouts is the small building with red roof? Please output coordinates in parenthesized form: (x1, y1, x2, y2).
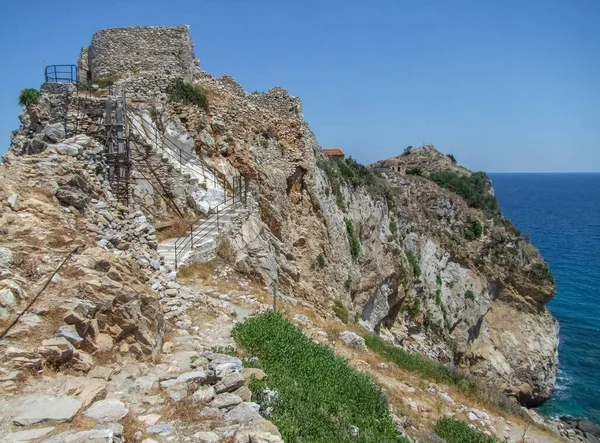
(323, 148, 345, 158)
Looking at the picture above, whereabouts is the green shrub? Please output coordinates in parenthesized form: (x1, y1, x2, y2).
(407, 299, 421, 317)
(364, 334, 482, 399)
(434, 417, 498, 443)
(532, 262, 554, 283)
(18, 88, 41, 108)
(211, 345, 236, 355)
(344, 277, 352, 292)
(406, 251, 421, 278)
(232, 312, 407, 443)
(406, 167, 422, 176)
(277, 143, 287, 155)
(435, 289, 442, 305)
(345, 219, 360, 260)
(436, 273, 442, 286)
(354, 312, 360, 323)
(93, 74, 120, 89)
(446, 153, 457, 164)
(333, 300, 349, 324)
(316, 253, 326, 269)
(428, 171, 499, 217)
(389, 217, 398, 235)
(465, 290, 476, 300)
(336, 190, 345, 211)
(11, 129, 19, 137)
(166, 77, 208, 108)
(464, 219, 483, 241)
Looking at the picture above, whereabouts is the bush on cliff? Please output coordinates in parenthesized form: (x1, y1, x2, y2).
(434, 417, 498, 442)
(428, 171, 499, 217)
(18, 88, 41, 108)
(232, 312, 407, 443)
(167, 77, 208, 109)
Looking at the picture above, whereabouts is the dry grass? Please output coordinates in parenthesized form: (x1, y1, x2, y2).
(215, 235, 237, 263)
(12, 251, 42, 280)
(121, 413, 148, 442)
(177, 259, 221, 282)
(157, 214, 201, 242)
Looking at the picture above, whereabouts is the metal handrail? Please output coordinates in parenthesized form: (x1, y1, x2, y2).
(126, 111, 225, 190)
(174, 197, 242, 268)
(45, 65, 77, 83)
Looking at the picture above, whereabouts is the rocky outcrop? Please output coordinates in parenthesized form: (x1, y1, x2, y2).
(162, 71, 559, 406)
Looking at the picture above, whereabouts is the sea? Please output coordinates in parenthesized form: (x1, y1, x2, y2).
(489, 173, 600, 425)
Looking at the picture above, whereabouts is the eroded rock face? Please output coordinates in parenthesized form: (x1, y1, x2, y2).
(169, 72, 558, 405)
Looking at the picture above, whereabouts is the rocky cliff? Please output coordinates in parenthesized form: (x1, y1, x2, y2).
(3, 25, 558, 417)
(162, 73, 559, 407)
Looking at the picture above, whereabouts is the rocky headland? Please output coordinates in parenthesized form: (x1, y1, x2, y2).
(0, 24, 585, 443)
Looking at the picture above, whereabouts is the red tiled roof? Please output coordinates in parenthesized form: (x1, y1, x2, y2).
(323, 148, 345, 156)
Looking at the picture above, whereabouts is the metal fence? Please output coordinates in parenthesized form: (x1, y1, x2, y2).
(45, 65, 77, 83)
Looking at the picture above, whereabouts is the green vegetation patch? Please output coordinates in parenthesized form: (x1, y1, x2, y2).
(232, 312, 407, 443)
(446, 153, 457, 164)
(434, 417, 498, 443)
(464, 219, 483, 241)
(316, 253, 326, 269)
(333, 300, 349, 324)
(18, 88, 41, 108)
(428, 171, 499, 217)
(405, 251, 421, 278)
(389, 217, 398, 235)
(364, 334, 479, 397)
(166, 77, 208, 108)
(345, 219, 361, 260)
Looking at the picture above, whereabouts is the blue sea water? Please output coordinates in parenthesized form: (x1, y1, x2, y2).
(489, 173, 600, 424)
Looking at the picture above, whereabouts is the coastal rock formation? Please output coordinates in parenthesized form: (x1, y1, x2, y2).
(3, 24, 558, 425)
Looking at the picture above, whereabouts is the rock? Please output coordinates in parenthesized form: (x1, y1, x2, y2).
(88, 366, 113, 381)
(175, 370, 207, 384)
(84, 398, 129, 422)
(215, 372, 245, 393)
(13, 395, 82, 426)
(71, 350, 94, 372)
(55, 143, 81, 156)
(193, 431, 220, 443)
(138, 413, 161, 426)
(0, 289, 16, 307)
(211, 393, 243, 410)
(147, 424, 174, 435)
(0, 247, 13, 267)
(242, 367, 266, 385)
(7, 194, 20, 211)
(55, 186, 89, 210)
(226, 402, 262, 424)
(43, 123, 65, 143)
(235, 385, 253, 402)
(38, 337, 74, 364)
(191, 385, 216, 403)
(208, 355, 243, 378)
(339, 331, 365, 349)
(1, 426, 55, 441)
(57, 324, 83, 346)
(578, 419, 600, 437)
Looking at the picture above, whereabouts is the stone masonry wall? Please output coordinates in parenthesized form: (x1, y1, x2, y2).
(87, 26, 197, 81)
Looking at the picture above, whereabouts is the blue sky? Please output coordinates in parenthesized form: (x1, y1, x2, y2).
(1, 0, 598, 172)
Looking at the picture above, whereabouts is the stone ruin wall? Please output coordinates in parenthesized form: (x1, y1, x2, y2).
(83, 26, 197, 82)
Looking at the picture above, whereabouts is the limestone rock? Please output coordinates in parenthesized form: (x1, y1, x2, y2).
(191, 385, 215, 404)
(13, 395, 82, 426)
(7, 194, 20, 211)
(339, 331, 365, 349)
(38, 337, 74, 364)
(0, 247, 13, 267)
(84, 398, 128, 422)
(211, 393, 242, 410)
(1, 426, 55, 441)
(215, 372, 245, 393)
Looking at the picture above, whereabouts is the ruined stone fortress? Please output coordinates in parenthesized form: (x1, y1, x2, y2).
(77, 26, 199, 98)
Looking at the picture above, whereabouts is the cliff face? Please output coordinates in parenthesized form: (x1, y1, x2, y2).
(167, 73, 559, 406)
(6, 37, 558, 407)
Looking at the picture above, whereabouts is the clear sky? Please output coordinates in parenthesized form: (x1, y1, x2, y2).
(1, 0, 598, 172)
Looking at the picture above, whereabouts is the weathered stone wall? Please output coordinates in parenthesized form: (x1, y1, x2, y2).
(87, 26, 197, 81)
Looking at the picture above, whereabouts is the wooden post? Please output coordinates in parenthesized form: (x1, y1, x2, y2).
(271, 281, 277, 312)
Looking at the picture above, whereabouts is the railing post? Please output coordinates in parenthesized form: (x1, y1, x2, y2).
(190, 225, 194, 249)
(233, 179, 236, 204)
(175, 243, 178, 271)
